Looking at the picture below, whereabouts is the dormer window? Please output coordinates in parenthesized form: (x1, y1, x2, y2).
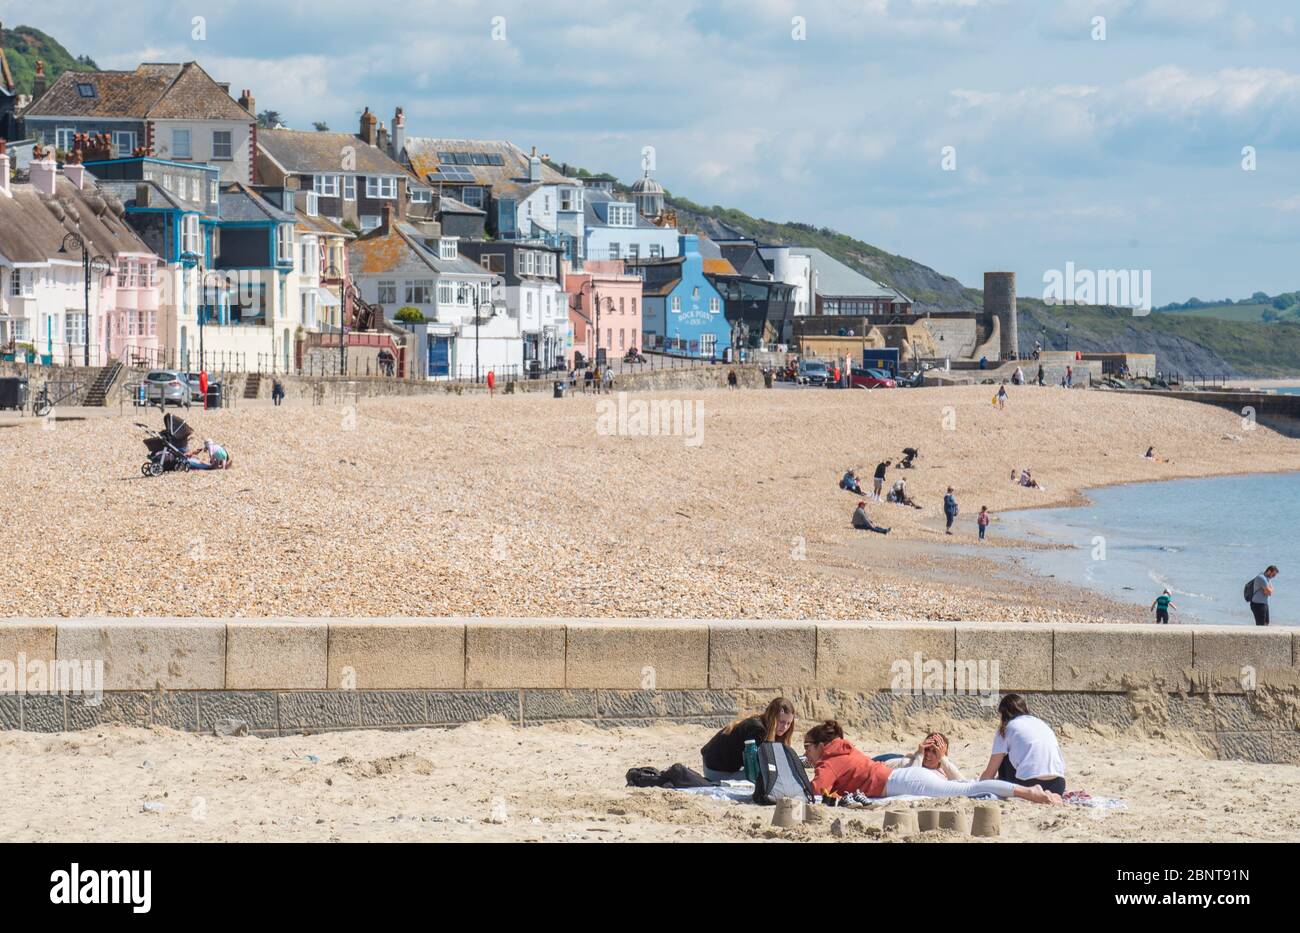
(438, 238, 458, 261)
(607, 203, 635, 227)
(77, 83, 96, 98)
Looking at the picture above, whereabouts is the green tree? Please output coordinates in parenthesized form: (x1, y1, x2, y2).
(256, 110, 284, 129)
(312, 121, 329, 132)
(394, 307, 425, 323)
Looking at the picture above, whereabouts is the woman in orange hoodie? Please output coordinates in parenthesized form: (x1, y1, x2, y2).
(803, 721, 1060, 804)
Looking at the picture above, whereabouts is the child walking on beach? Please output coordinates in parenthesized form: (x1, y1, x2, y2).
(977, 506, 990, 541)
(1151, 589, 1176, 624)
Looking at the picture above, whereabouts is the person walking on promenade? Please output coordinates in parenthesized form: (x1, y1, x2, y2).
(271, 377, 285, 406)
(943, 487, 959, 535)
(603, 366, 614, 394)
(1249, 566, 1279, 626)
(977, 506, 991, 541)
(1151, 588, 1176, 624)
(873, 459, 890, 501)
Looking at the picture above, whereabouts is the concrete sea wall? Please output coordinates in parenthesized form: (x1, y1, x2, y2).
(2, 619, 1297, 763)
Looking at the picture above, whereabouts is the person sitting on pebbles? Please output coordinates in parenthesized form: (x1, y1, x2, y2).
(186, 438, 231, 471)
(803, 720, 1060, 804)
(887, 478, 922, 509)
(852, 500, 890, 535)
(840, 469, 864, 495)
(1018, 469, 1045, 491)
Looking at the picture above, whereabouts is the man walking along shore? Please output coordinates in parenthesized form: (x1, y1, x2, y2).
(1249, 566, 1279, 626)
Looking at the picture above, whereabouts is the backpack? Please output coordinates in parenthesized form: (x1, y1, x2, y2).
(1244, 578, 1257, 603)
(752, 742, 815, 806)
(625, 767, 662, 788)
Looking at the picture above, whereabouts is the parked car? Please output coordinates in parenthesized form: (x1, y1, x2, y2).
(144, 370, 192, 407)
(797, 359, 830, 385)
(849, 367, 897, 389)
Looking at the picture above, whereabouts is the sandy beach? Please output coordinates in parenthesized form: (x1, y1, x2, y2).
(1, 384, 1296, 621)
(4, 716, 1297, 843)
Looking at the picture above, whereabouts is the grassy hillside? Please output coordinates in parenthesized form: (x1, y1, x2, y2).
(1, 24, 96, 96)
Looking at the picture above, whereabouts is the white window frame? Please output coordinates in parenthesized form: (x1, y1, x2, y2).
(410, 188, 432, 204)
(439, 239, 458, 261)
(314, 174, 339, 198)
(437, 282, 454, 305)
(608, 243, 620, 260)
(671, 296, 681, 313)
(649, 244, 663, 259)
(406, 279, 433, 304)
(182, 214, 202, 257)
(360, 215, 381, 231)
(377, 281, 397, 304)
(209, 178, 219, 204)
(305, 192, 319, 217)
(628, 244, 639, 261)
(342, 176, 356, 201)
(709, 297, 721, 314)
(366, 176, 397, 199)
(55, 127, 75, 152)
(212, 130, 233, 160)
(112, 130, 137, 158)
(64, 310, 86, 346)
(276, 224, 294, 264)
(172, 129, 192, 159)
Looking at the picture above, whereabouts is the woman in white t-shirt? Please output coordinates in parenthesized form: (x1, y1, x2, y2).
(979, 694, 1066, 794)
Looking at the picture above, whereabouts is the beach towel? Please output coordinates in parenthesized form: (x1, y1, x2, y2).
(1062, 790, 1127, 810)
(676, 782, 757, 804)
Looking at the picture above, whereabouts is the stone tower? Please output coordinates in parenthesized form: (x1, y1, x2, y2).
(984, 271, 1017, 360)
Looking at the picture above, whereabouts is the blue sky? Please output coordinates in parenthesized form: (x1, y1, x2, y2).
(5, 0, 1300, 303)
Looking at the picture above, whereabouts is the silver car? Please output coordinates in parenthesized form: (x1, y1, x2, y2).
(145, 370, 192, 408)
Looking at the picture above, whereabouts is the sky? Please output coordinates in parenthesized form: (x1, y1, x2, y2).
(5, 0, 1300, 304)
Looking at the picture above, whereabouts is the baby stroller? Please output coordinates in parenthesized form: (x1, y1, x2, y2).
(900, 447, 919, 469)
(137, 413, 194, 477)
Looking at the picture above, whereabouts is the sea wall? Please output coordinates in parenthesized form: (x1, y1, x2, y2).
(1127, 389, 1300, 439)
(2, 619, 1297, 763)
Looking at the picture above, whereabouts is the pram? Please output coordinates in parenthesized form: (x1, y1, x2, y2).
(137, 413, 194, 477)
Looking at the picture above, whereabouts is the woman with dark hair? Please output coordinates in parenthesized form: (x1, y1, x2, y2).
(700, 697, 797, 782)
(803, 721, 1059, 804)
(979, 694, 1067, 794)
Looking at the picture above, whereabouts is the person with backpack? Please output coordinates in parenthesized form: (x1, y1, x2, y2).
(978, 694, 1067, 794)
(700, 697, 796, 782)
(1151, 588, 1176, 624)
(943, 487, 959, 535)
(803, 721, 1059, 804)
(1247, 566, 1279, 626)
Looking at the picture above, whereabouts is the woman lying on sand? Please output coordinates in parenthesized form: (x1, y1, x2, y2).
(699, 697, 796, 782)
(979, 694, 1067, 794)
(877, 732, 965, 780)
(804, 721, 1060, 804)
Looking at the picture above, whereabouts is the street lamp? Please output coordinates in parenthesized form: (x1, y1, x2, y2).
(325, 264, 353, 376)
(58, 232, 112, 367)
(469, 279, 501, 383)
(199, 269, 231, 372)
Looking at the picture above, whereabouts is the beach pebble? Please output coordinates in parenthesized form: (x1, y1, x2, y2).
(830, 818, 844, 838)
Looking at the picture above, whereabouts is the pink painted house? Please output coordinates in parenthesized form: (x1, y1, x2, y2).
(563, 259, 643, 367)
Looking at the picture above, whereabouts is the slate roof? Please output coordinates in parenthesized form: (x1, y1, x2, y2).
(0, 176, 156, 264)
(792, 246, 911, 302)
(258, 128, 410, 177)
(218, 183, 295, 223)
(23, 62, 252, 122)
(583, 187, 661, 229)
(97, 178, 191, 213)
(347, 219, 497, 278)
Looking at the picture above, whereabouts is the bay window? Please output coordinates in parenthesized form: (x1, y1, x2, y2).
(365, 176, 397, 199)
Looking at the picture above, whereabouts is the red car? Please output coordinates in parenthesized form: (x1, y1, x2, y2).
(849, 367, 897, 389)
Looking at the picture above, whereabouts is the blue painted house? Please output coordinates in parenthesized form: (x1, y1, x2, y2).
(629, 234, 729, 359)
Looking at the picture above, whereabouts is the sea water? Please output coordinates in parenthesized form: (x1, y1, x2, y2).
(998, 473, 1299, 625)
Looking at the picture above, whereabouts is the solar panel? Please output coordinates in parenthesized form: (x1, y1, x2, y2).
(487, 154, 504, 166)
(435, 166, 475, 182)
(453, 152, 473, 164)
(470, 153, 489, 165)
(437, 151, 456, 163)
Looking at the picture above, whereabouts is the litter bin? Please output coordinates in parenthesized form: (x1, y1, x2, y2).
(0, 376, 28, 411)
(553, 380, 565, 399)
(205, 382, 223, 409)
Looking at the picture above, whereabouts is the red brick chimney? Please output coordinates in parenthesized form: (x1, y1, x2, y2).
(237, 88, 256, 117)
(32, 59, 47, 101)
(359, 107, 377, 147)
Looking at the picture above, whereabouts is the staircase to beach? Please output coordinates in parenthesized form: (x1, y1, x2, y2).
(243, 373, 263, 399)
(82, 361, 124, 407)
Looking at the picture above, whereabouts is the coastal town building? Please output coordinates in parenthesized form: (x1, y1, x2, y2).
(562, 259, 643, 367)
(398, 136, 585, 264)
(21, 63, 257, 183)
(348, 207, 514, 379)
(628, 234, 729, 359)
(457, 240, 567, 374)
(583, 187, 679, 265)
(256, 116, 429, 232)
(0, 143, 163, 366)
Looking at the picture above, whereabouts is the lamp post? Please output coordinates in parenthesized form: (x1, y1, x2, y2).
(59, 233, 112, 367)
(199, 269, 231, 373)
(470, 279, 500, 383)
(325, 264, 352, 376)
